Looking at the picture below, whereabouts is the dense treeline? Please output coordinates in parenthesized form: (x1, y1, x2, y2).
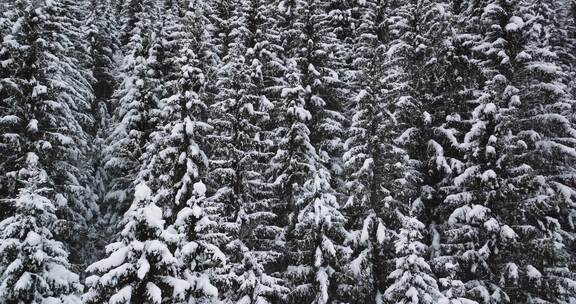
(0, 0, 575, 303)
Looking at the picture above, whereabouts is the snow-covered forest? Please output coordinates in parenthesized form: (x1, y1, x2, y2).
(1, 0, 576, 303)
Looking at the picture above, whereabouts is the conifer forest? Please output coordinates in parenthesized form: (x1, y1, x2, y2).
(2, 0, 576, 303)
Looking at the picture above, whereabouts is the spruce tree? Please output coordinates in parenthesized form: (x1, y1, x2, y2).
(0, 0, 102, 299)
(102, 0, 160, 226)
(0, 154, 82, 304)
(380, 0, 473, 302)
(271, 0, 352, 302)
(141, 1, 228, 301)
(0, 0, 97, 271)
(204, 0, 288, 302)
(384, 212, 445, 304)
(83, 182, 179, 303)
(342, 0, 418, 302)
(438, 0, 576, 302)
(268, 56, 345, 304)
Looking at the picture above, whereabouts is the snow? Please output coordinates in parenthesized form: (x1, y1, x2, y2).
(192, 181, 206, 196)
(314, 246, 323, 267)
(143, 204, 164, 229)
(481, 170, 496, 182)
(454, 166, 478, 187)
(25, 231, 42, 246)
(483, 103, 496, 115)
(322, 236, 336, 258)
(191, 204, 202, 218)
(27, 119, 38, 133)
(395, 127, 418, 145)
(526, 265, 542, 280)
(316, 268, 329, 304)
(169, 277, 190, 299)
(377, 222, 386, 244)
(137, 258, 150, 279)
(205, 243, 226, 264)
(355, 89, 368, 102)
(180, 241, 199, 257)
(464, 121, 485, 144)
(4, 258, 23, 276)
(196, 275, 218, 297)
(423, 111, 432, 124)
(486, 145, 496, 156)
(32, 85, 47, 97)
(360, 216, 371, 244)
(14, 272, 32, 292)
(109, 286, 132, 304)
(350, 250, 367, 277)
(288, 105, 312, 121)
(86, 246, 128, 272)
(499, 225, 517, 240)
(483, 218, 499, 232)
(259, 95, 273, 111)
(147, 282, 162, 304)
(505, 263, 519, 281)
(527, 62, 559, 74)
(26, 152, 39, 165)
(134, 182, 152, 203)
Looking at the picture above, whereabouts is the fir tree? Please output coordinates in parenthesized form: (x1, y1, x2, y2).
(102, 0, 161, 226)
(83, 182, 179, 303)
(384, 212, 444, 304)
(342, 0, 417, 302)
(0, 153, 82, 304)
(0, 0, 97, 269)
(204, 0, 288, 302)
(438, 0, 576, 302)
(140, 1, 228, 301)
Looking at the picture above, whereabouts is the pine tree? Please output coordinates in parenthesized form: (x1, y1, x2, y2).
(384, 212, 444, 304)
(0, 153, 82, 304)
(139, 1, 228, 301)
(84, 182, 180, 303)
(204, 0, 288, 302)
(438, 0, 576, 302)
(342, 0, 417, 302)
(0, 0, 97, 270)
(102, 0, 160, 226)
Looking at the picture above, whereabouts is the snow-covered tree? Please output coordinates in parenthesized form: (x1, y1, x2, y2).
(204, 0, 289, 301)
(284, 166, 349, 304)
(267, 1, 352, 302)
(3, 0, 576, 302)
(269, 57, 348, 304)
(137, 1, 228, 301)
(87, 0, 120, 115)
(378, 1, 478, 302)
(0, 153, 82, 304)
(102, 0, 161, 226)
(83, 182, 179, 303)
(437, 0, 576, 302)
(84, 0, 122, 263)
(384, 212, 444, 304)
(169, 181, 226, 303)
(342, 0, 419, 302)
(0, 0, 97, 268)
